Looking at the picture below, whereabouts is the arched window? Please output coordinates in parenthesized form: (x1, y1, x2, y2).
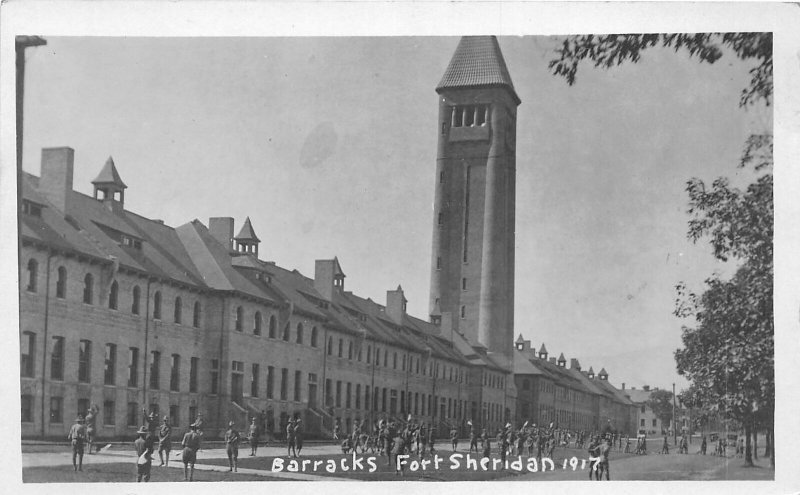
(56, 267, 66, 299)
(174, 297, 182, 324)
(193, 301, 201, 327)
(132, 286, 141, 315)
(348, 341, 353, 360)
(26, 259, 38, 292)
(108, 281, 118, 310)
(296, 323, 303, 344)
(83, 274, 94, 304)
(254, 311, 262, 335)
(393, 352, 397, 369)
(311, 327, 318, 347)
(235, 306, 243, 332)
(153, 291, 162, 319)
(327, 337, 333, 356)
(367, 345, 372, 364)
(268, 315, 276, 338)
(282, 321, 290, 341)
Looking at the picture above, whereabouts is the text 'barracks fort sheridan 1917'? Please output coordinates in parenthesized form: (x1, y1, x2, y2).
(19, 37, 638, 440)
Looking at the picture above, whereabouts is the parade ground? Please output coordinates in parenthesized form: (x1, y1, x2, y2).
(21, 441, 774, 482)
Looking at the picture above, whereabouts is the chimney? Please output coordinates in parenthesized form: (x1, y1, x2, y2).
(314, 257, 345, 301)
(570, 358, 581, 371)
(622, 382, 626, 390)
(643, 385, 650, 392)
(549, 357, 557, 364)
(386, 285, 407, 324)
(39, 147, 74, 213)
(209, 217, 234, 250)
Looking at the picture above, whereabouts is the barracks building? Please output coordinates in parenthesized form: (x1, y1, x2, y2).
(18, 36, 636, 440)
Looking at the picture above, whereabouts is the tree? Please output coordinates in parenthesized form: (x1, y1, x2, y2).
(549, 32, 774, 468)
(645, 389, 674, 434)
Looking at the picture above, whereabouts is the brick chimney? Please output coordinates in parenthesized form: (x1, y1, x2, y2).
(314, 257, 345, 301)
(386, 285, 407, 324)
(643, 385, 650, 392)
(209, 217, 234, 250)
(570, 358, 581, 371)
(39, 147, 74, 213)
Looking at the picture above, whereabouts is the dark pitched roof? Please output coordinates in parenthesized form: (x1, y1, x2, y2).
(436, 36, 520, 104)
(92, 156, 127, 188)
(539, 343, 548, 354)
(234, 216, 260, 242)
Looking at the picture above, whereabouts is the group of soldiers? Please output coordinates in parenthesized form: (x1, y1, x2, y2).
(337, 418, 437, 458)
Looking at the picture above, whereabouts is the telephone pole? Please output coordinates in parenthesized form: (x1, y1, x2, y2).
(672, 382, 677, 446)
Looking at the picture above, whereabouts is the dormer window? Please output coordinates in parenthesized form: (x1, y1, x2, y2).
(451, 105, 489, 128)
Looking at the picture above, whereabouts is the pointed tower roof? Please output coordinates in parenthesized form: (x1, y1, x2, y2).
(538, 343, 548, 354)
(598, 367, 608, 377)
(331, 256, 345, 278)
(92, 156, 127, 188)
(437, 36, 520, 104)
(588, 366, 595, 376)
(557, 352, 566, 363)
(515, 334, 525, 343)
(234, 217, 260, 242)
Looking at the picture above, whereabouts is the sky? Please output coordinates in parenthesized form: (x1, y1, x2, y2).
(19, 36, 772, 392)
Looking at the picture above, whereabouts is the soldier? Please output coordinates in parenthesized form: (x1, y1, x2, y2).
(248, 417, 260, 456)
(286, 418, 297, 458)
(598, 437, 611, 481)
(427, 424, 436, 454)
(450, 425, 459, 452)
(418, 422, 428, 457)
(84, 404, 98, 454)
(468, 421, 478, 453)
(294, 417, 305, 457)
(333, 419, 341, 440)
(157, 416, 172, 466)
(661, 435, 669, 455)
(587, 436, 600, 480)
(181, 422, 202, 481)
(67, 415, 86, 472)
(225, 420, 240, 472)
(500, 426, 510, 465)
(624, 435, 631, 453)
(390, 428, 406, 477)
(134, 425, 154, 482)
(700, 435, 707, 455)
(481, 428, 491, 459)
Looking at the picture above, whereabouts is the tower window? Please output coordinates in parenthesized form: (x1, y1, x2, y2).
(462, 278, 467, 291)
(436, 257, 442, 270)
(460, 306, 466, 319)
(451, 105, 489, 128)
(438, 212, 444, 225)
(439, 171, 445, 183)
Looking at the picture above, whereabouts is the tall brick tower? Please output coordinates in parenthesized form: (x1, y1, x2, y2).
(429, 36, 519, 357)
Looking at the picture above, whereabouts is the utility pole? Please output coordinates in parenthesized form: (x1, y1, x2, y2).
(672, 382, 677, 446)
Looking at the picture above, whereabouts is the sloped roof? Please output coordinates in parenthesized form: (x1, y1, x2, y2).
(513, 350, 544, 375)
(437, 36, 520, 104)
(515, 334, 525, 343)
(234, 216, 260, 242)
(92, 156, 127, 188)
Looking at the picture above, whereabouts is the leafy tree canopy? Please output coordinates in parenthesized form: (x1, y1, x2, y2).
(646, 389, 675, 425)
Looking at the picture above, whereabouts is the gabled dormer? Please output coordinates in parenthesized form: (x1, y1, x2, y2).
(538, 343, 548, 360)
(92, 156, 127, 212)
(234, 216, 260, 256)
(598, 367, 608, 381)
(588, 367, 595, 379)
(557, 353, 567, 367)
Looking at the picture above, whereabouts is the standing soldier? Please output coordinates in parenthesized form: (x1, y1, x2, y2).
(450, 425, 458, 452)
(286, 418, 297, 458)
(700, 435, 707, 455)
(661, 435, 669, 455)
(333, 419, 341, 441)
(224, 421, 240, 472)
(481, 428, 491, 459)
(84, 404, 98, 454)
(598, 437, 611, 481)
(294, 417, 305, 457)
(181, 422, 201, 481)
(419, 422, 428, 458)
(67, 415, 86, 472)
(157, 416, 172, 467)
(390, 427, 406, 477)
(468, 421, 478, 453)
(248, 417, 260, 456)
(427, 424, 436, 454)
(134, 425, 154, 482)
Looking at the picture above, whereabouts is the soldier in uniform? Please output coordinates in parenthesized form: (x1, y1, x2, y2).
(84, 404, 98, 454)
(286, 418, 297, 458)
(700, 435, 707, 455)
(333, 419, 341, 440)
(294, 417, 305, 457)
(225, 420, 240, 472)
(661, 435, 670, 454)
(587, 436, 600, 480)
(450, 425, 459, 452)
(181, 422, 202, 481)
(597, 437, 611, 481)
(468, 422, 478, 453)
(134, 425, 154, 482)
(481, 428, 491, 459)
(427, 424, 436, 454)
(157, 416, 172, 466)
(248, 417, 260, 456)
(390, 428, 406, 477)
(67, 415, 86, 472)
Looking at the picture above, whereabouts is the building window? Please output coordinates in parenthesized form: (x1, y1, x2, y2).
(338, 339, 343, 358)
(26, 259, 38, 292)
(282, 321, 290, 341)
(190, 357, 199, 393)
(150, 351, 160, 390)
(251, 363, 260, 397)
(50, 336, 65, 380)
(438, 212, 444, 225)
(280, 368, 288, 400)
(311, 327, 318, 347)
(193, 301, 201, 327)
(174, 297, 182, 324)
(348, 341, 353, 360)
(56, 267, 66, 298)
(254, 311, 262, 335)
(235, 306, 243, 331)
(210, 359, 219, 395)
(103, 401, 115, 426)
(436, 257, 441, 270)
(336, 381, 342, 407)
(460, 305, 466, 319)
(170, 405, 180, 427)
(393, 352, 397, 369)
(132, 286, 140, 315)
(375, 348, 380, 366)
(652, 419, 658, 428)
(641, 405, 646, 413)
(367, 346, 372, 364)
(327, 337, 333, 356)
(384, 349, 388, 367)
(83, 274, 94, 304)
(269, 315, 277, 338)
(355, 384, 361, 409)
(153, 291, 161, 319)
(21, 331, 36, 378)
(170, 354, 180, 391)
(346, 382, 352, 408)
(49, 396, 63, 424)
(21, 394, 33, 422)
(267, 366, 274, 399)
(104, 343, 117, 385)
(364, 386, 370, 411)
(77, 339, 91, 382)
(107, 280, 119, 310)
(439, 171, 445, 183)
(294, 370, 301, 401)
(126, 402, 138, 426)
(128, 347, 139, 387)
(296, 323, 304, 344)
(462, 278, 467, 291)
